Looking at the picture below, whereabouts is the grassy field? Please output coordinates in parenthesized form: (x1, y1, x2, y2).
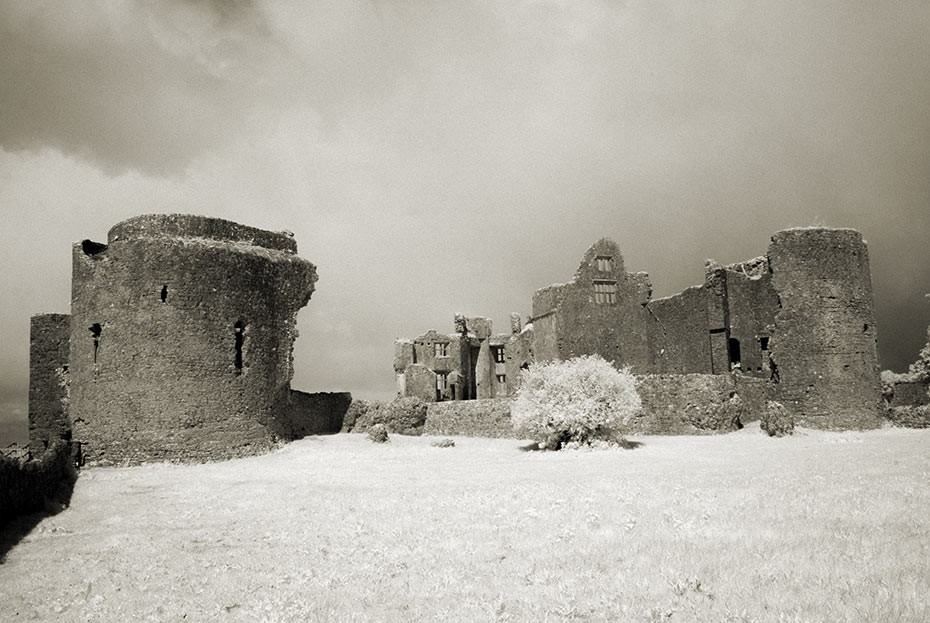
(1, 424, 929, 622)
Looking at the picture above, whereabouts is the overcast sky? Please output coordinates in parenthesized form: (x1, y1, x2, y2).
(2, 1, 930, 441)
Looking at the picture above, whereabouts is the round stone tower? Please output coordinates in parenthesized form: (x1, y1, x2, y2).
(68, 214, 318, 464)
(768, 228, 883, 429)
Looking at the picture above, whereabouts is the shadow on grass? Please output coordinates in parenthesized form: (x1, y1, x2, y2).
(0, 511, 52, 563)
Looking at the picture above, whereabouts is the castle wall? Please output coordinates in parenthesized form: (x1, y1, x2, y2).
(722, 259, 780, 377)
(284, 390, 351, 437)
(68, 215, 317, 464)
(28, 314, 71, 452)
(646, 287, 711, 374)
(768, 228, 883, 429)
(630, 374, 761, 435)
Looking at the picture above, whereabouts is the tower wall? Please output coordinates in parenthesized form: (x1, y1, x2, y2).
(68, 215, 317, 464)
(768, 228, 883, 429)
(28, 314, 71, 451)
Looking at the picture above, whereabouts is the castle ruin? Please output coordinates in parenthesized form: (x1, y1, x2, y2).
(29, 215, 346, 464)
(396, 227, 884, 431)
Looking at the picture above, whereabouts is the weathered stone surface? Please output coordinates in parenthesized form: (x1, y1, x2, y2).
(284, 391, 351, 438)
(28, 314, 71, 452)
(631, 374, 746, 435)
(425, 399, 515, 438)
(768, 228, 883, 429)
(0, 441, 76, 527)
(68, 214, 318, 465)
(886, 405, 930, 428)
(889, 380, 930, 407)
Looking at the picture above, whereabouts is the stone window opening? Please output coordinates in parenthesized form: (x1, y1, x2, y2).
(594, 280, 617, 305)
(234, 321, 246, 375)
(160, 284, 168, 303)
(492, 346, 505, 363)
(595, 255, 613, 272)
(496, 373, 506, 384)
(759, 336, 769, 351)
(434, 342, 448, 357)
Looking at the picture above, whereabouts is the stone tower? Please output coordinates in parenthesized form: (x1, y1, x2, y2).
(68, 214, 318, 463)
(768, 228, 883, 429)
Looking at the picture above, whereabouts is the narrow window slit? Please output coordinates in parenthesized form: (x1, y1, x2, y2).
(234, 321, 245, 375)
(160, 285, 168, 303)
(89, 323, 102, 365)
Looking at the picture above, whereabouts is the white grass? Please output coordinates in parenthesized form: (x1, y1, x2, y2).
(2, 424, 930, 622)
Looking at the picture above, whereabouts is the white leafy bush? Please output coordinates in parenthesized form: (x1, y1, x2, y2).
(511, 355, 641, 449)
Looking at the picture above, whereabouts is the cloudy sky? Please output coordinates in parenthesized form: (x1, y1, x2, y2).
(2, 1, 929, 442)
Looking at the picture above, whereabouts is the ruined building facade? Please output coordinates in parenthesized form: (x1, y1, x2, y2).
(396, 227, 884, 430)
(29, 215, 344, 464)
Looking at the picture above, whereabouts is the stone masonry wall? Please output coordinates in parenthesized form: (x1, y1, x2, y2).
(768, 228, 883, 429)
(285, 391, 351, 438)
(69, 215, 318, 465)
(630, 374, 756, 435)
(424, 399, 515, 438)
(28, 314, 71, 452)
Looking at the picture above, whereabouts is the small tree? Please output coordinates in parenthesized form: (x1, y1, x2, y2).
(511, 355, 641, 449)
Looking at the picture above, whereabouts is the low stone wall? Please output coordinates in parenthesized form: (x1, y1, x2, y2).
(631, 374, 766, 435)
(421, 375, 773, 438)
(425, 399, 515, 438)
(285, 391, 351, 438)
(0, 441, 77, 527)
(889, 380, 930, 408)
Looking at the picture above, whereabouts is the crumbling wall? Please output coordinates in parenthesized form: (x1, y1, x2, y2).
(646, 287, 711, 374)
(0, 441, 76, 527)
(28, 314, 71, 452)
(722, 258, 780, 377)
(630, 374, 748, 435)
(284, 391, 351, 438)
(424, 399, 515, 438)
(768, 228, 883, 429)
(68, 214, 318, 465)
(403, 364, 438, 402)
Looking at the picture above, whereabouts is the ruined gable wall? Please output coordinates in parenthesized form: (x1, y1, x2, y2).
(529, 239, 654, 371)
(645, 286, 712, 374)
(768, 228, 883, 429)
(28, 314, 71, 452)
(69, 215, 317, 465)
(723, 259, 780, 377)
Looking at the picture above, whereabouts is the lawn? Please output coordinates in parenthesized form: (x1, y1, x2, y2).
(1, 424, 929, 622)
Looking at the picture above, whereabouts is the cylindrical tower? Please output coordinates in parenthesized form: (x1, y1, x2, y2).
(768, 228, 883, 429)
(69, 215, 317, 464)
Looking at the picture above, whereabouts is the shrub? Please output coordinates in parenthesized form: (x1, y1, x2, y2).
(760, 401, 794, 437)
(343, 399, 381, 433)
(510, 355, 641, 449)
(352, 397, 428, 436)
(367, 424, 389, 443)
